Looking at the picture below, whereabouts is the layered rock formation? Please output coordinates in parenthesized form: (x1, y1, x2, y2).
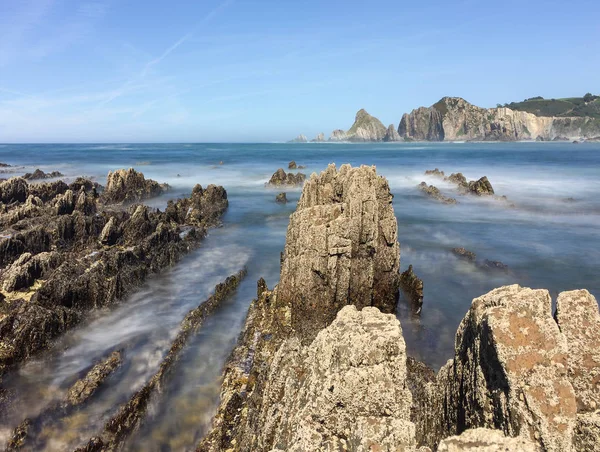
(399, 97, 600, 141)
(200, 163, 600, 452)
(22, 169, 64, 180)
(200, 164, 405, 451)
(0, 172, 228, 384)
(100, 168, 169, 204)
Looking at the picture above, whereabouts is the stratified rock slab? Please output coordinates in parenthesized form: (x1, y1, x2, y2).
(556, 290, 600, 413)
(427, 285, 577, 451)
(278, 163, 400, 342)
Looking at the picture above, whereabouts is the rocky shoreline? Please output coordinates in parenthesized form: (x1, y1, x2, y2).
(0, 162, 598, 451)
(198, 164, 599, 451)
(0, 169, 228, 417)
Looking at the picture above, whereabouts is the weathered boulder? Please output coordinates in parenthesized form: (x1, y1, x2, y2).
(99, 217, 120, 246)
(383, 123, 402, 142)
(422, 285, 578, 451)
(252, 306, 416, 451)
(400, 264, 424, 312)
(275, 192, 287, 204)
(468, 176, 495, 196)
(418, 182, 457, 204)
(278, 164, 401, 342)
(555, 290, 600, 412)
(288, 160, 297, 169)
(267, 168, 306, 186)
(445, 172, 468, 188)
(100, 168, 168, 205)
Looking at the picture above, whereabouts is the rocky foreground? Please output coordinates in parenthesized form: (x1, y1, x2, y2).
(199, 164, 599, 451)
(0, 169, 228, 415)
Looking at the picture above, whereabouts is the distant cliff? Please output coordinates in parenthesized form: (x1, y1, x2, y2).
(399, 97, 600, 141)
(328, 109, 387, 142)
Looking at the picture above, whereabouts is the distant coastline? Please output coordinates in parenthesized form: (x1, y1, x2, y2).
(290, 94, 600, 143)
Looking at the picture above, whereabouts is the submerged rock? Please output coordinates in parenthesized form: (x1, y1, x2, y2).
(275, 192, 287, 204)
(400, 264, 424, 312)
(479, 259, 509, 271)
(418, 182, 457, 204)
(267, 168, 306, 186)
(65, 350, 123, 406)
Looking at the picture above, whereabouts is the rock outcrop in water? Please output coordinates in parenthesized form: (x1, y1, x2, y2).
(311, 132, 325, 142)
(327, 109, 388, 142)
(200, 163, 600, 452)
(400, 264, 424, 312)
(199, 164, 404, 451)
(100, 168, 169, 205)
(22, 169, 64, 180)
(267, 168, 306, 186)
(0, 171, 228, 389)
(399, 97, 600, 141)
(288, 134, 308, 143)
(383, 123, 402, 142)
(418, 182, 457, 204)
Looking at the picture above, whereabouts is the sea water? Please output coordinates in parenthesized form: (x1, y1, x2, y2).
(0, 142, 599, 450)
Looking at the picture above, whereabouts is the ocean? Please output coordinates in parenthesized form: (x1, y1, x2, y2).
(1, 141, 599, 450)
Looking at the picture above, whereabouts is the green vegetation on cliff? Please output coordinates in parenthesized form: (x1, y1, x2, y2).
(502, 94, 600, 119)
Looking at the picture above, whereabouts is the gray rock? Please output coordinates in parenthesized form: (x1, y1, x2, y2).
(400, 264, 424, 312)
(278, 163, 401, 342)
(288, 160, 297, 169)
(451, 247, 476, 261)
(100, 168, 168, 205)
(267, 168, 306, 186)
(383, 123, 402, 142)
(288, 134, 308, 143)
(329, 129, 348, 141)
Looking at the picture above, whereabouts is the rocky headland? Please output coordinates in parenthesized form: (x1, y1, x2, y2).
(0, 169, 228, 414)
(198, 164, 600, 452)
(292, 95, 600, 142)
(399, 97, 600, 142)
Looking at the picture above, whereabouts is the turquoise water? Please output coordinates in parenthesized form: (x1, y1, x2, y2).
(1, 142, 599, 450)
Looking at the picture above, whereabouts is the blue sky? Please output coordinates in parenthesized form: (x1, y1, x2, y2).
(0, 0, 598, 142)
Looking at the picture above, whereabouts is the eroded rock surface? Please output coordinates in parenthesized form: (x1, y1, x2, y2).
(437, 428, 539, 451)
(22, 169, 63, 180)
(418, 182, 457, 205)
(267, 168, 306, 186)
(278, 163, 400, 342)
(0, 172, 228, 384)
(400, 264, 424, 312)
(100, 168, 168, 204)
